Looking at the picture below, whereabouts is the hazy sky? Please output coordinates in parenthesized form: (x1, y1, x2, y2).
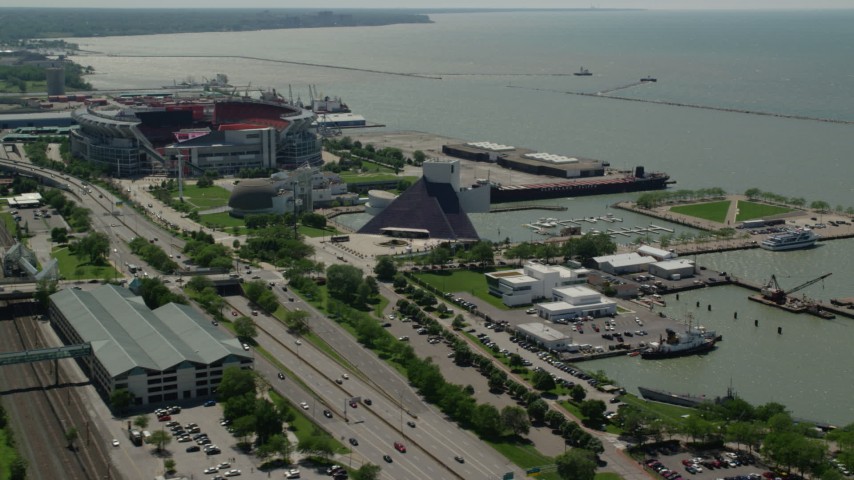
(4, 1, 854, 9)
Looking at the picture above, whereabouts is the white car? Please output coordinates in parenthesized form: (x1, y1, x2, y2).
(225, 469, 241, 477)
(242, 343, 250, 351)
(286, 469, 301, 479)
(111, 439, 120, 447)
(217, 462, 231, 469)
(299, 402, 310, 410)
(341, 373, 349, 380)
(204, 467, 218, 474)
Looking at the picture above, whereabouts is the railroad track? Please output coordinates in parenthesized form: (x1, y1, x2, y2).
(1, 301, 115, 480)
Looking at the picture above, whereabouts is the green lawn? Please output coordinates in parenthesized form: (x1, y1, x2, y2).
(268, 390, 347, 454)
(0, 211, 17, 238)
(619, 393, 695, 424)
(298, 225, 340, 238)
(174, 184, 231, 210)
(735, 200, 793, 221)
(52, 247, 121, 281)
(0, 429, 21, 480)
(339, 173, 418, 185)
(669, 200, 731, 223)
(413, 269, 509, 310)
(200, 211, 246, 231)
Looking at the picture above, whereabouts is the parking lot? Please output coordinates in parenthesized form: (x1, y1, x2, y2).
(645, 447, 787, 480)
(108, 402, 334, 480)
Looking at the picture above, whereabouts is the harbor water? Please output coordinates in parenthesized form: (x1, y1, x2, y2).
(71, 9, 854, 425)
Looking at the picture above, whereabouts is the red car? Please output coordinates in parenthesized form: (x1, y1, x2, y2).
(394, 441, 406, 453)
(349, 401, 358, 408)
(158, 415, 171, 422)
(231, 311, 238, 317)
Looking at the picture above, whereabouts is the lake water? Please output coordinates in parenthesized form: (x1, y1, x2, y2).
(70, 9, 854, 425)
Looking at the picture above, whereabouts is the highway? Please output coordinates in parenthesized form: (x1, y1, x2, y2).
(0, 148, 522, 479)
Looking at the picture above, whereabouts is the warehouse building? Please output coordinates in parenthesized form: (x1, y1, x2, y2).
(593, 252, 656, 275)
(648, 259, 695, 280)
(515, 322, 570, 351)
(48, 285, 253, 406)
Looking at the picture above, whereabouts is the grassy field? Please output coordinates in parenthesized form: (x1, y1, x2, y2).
(413, 269, 509, 310)
(268, 390, 347, 454)
(619, 393, 694, 424)
(669, 200, 731, 223)
(0, 429, 20, 480)
(735, 200, 793, 221)
(52, 247, 120, 280)
(200, 211, 246, 232)
(339, 173, 418, 185)
(298, 225, 340, 238)
(174, 185, 231, 210)
(0, 211, 17, 238)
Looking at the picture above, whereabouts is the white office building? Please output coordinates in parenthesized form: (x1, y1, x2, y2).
(485, 262, 589, 307)
(536, 285, 617, 321)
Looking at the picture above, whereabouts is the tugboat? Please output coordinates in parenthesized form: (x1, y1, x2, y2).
(641, 321, 717, 359)
(640, 76, 657, 82)
(573, 67, 592, 76)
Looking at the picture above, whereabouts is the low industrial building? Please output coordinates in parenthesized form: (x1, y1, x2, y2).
(485, 261, 588, 306)
(515, 322, 570, 351)
(648, 259, 695, 280)
(536, 285, 617, 321)
(637, 245, 677, 261)
(593, 252, 656, 275)
(6, 192, 43, 209)
(48, 285, 253, 406)
(442, 141, 606, 179)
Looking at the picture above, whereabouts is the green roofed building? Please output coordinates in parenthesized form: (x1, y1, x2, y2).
(48, 285, 253, 406)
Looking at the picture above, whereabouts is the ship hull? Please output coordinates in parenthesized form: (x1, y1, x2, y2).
(640, 340, 716, 359)
(637, 387, 708, 407)
(759, 241, 817, 251)
(490, 174, 670, 203)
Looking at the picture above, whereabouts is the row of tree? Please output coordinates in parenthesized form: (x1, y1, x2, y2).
(128, 236, 179, 273)
(744, 188, 852, 215)
(42, 187, 92, 232)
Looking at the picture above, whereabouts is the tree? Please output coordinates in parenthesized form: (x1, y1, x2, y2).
(50, 227, 68, 243)
(233, 316, 257, 339)
(75, 231, 111, 264)
(34, 278, 59, 308)
(110, 388, 134, 413)
(811, 200, 831, 213)
(392, 273, 407, 290)
(570, 384, 587, 403)
(500, 406, 531, 436)
(527, 399, 549, 424)
(327, 264, 364, 305)
(217, 366, 257, 401)
(163, 458, 176, 473)
(9, 456, 26, 480)
(352, 463, 382, 480)
(487, 371, 506, 392)
(133, 415, 150, 431)
(471, 404, 503, 438)
(531, 369, 556, 391)
(469, 241, 494, 265)
(579, 400, 607, 426)
(286, 309, 311, 334)
(65, 427, 79, 449)
(373, 256, 397, 281)
(555, 448, 597, 480)
(149, 430, 172, 452)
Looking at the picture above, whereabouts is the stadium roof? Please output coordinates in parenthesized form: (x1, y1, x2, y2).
(50, 285, 248, 378)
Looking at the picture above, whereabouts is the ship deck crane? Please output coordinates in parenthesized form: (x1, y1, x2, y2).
(761, 273, 832, 304)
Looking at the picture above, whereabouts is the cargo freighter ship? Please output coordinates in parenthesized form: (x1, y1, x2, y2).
(489, 167, 671, 203)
